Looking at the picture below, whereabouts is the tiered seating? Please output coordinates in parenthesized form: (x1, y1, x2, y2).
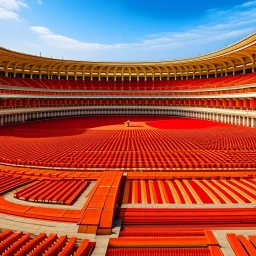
(0, 174, 31, 195)
(1, 97, 256, 110)
(107, 230, 222, 256)
(106, 248, 212, 256)
(119, 228, 206, 237)
(14, 180, 89, 205)
(0, 229, 95, 255)
(1, 117, 256, 169)
(1, 73, 256, 90)
(121, 178, 256, 205)
(227, 233, 256, 256)
(1, 86, 256, 99)
(0, 167, 102, 180)
(117, 208, 256, 227)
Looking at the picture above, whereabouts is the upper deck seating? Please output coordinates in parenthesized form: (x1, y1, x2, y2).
(0, 73, 256, 91)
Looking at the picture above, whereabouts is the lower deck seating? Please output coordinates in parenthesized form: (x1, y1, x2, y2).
(1, 117, 256, 170)
(227, 233, 256, 256)
(117, 208, 256, 227)
(0, 174, 31, 195)
(107, 230, 222, 256)
(0, 229, 95, 256)
(119, 228, 206, 238)
(14, 180, 89, 205)
(121, 178, 256, 205)
(106, 248, 212, 256)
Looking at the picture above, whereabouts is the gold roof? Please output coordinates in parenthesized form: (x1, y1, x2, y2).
(0, 33, 256, 78)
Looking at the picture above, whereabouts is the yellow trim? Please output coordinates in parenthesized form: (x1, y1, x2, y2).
(1, 33, 256, 80)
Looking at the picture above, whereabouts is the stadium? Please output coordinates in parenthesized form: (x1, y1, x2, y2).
(0, 1, 256, 255)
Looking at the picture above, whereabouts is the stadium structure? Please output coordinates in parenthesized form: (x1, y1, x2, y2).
(0, 33, 256, 255)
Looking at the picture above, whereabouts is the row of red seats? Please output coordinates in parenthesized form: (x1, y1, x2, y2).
(121, 179, 256, 205)
(1, 73, 256, 90)
(1, 121, 256, 169)
(117, 208, 256, 227)
(119, 227, 205, 237)
(106, 248, 212, 256)
(0, 129, 256, 168)
(0, 86, 256, 96)
(0, 229, 95, 256)
(0, 167, 102, 180)
(1, 97, 255, 110)
(0, 174, 31, 195)
(107, 231, 221, 255)
(227, 233, 256, 255)
(14, 180, 89, 205)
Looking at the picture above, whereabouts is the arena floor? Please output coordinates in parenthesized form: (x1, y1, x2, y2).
(0, 116, 256, 170)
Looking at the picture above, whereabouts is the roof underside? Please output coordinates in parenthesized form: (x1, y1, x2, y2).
(0, 34, 256, 77)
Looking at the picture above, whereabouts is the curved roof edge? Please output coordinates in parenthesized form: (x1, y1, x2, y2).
(0, 33, 255, 65)
(0, 33, 256, 78)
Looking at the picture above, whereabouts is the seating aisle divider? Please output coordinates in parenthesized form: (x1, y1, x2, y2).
(78, 171, 123, 235)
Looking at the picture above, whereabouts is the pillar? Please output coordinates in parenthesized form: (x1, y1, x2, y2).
(246, 117, 250, 127)
(251, 118, 255, 128)
(238, 116, 241, 126)
(243, 117, 246, 126)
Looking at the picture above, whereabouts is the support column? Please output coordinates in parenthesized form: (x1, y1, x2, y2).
(246, 117, 250, 127)
(238, 116, 241, 126)
(242, 116, 246, 126)
(251, 118, 255, 128)
(0, 116, 3, 126)
(229, 115, 233, 124)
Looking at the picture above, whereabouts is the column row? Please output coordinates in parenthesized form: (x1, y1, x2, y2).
(0, 108, 255, 128)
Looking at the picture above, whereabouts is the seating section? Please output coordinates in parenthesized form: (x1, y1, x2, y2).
(1, 117, 256, 169)
(1, 73, 256, 90)
(119, 228, 206, 237)
(14, 180, 89, 205)
(106, 248, 213, 256)
(0, 229, 95, 256)
(1, 97, 256, 111)
(121, 178, 256, 204)
(0, 174, 31, 195)
(227, 233, 256, 256)
(107, 230, 222, 256)
(117, 208, 256, 227)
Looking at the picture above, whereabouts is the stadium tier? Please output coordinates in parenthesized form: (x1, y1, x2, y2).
(1, 73, 256, 91)
(0, 35, 256, 255)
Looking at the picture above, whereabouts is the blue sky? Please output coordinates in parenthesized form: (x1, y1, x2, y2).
(0, 0, 256, 61)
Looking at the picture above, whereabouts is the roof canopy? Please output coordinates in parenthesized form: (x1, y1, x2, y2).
(0, 33, 256, 79)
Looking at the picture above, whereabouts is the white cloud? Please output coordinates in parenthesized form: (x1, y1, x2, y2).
(240, 0, 256, 7)
(0, 6, 20, 20)
(2, 0, 256, 61)
(0, 0, 28, 10)
(37, 0, 43, 5)
(30, 1, 256, 52)
(0, 0, 27, 20)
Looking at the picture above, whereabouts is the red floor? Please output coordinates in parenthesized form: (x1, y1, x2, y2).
(0, 116, 255, 169)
